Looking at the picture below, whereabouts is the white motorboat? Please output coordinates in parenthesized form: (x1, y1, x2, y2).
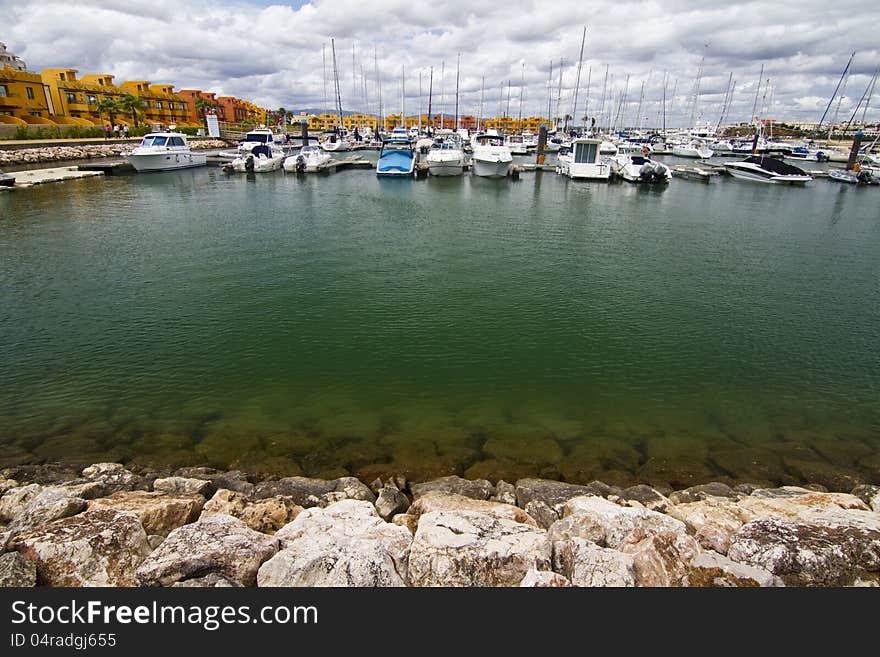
(226, 144, 286, 173)
(425, 134, 465, 176)
(283, 145, 332, 173)
(504, 134, 529, 155)
(599, 140, 619, 156)
(376, 136, 416, 177)
(238, 127, 284, 155)
(672, 139, 714, 159)
(724, 155, 811, 184)
(556, 138, 611, 180)
(321, 132, 352, 152)
(470, 133, 513, 178)
(611, 153, 672, 183)
(126, 132, 207, 172)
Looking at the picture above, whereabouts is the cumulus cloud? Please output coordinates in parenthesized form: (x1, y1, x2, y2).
(1, 0, 878, 125)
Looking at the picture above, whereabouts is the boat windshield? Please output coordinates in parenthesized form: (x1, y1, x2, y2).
(140, 136, 168, 147)
(382, 141, 411, 152)
(244, 133, 270, 143)
(475, 136, 504, 146)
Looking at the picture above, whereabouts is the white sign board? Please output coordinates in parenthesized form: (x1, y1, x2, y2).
(206, 114, 220, 138)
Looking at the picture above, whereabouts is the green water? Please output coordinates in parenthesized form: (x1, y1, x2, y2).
(1, 163, 878, 489)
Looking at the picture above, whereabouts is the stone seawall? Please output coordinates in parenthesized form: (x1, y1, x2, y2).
(1, 463, 877, 588)
(0, 140, 228, 167)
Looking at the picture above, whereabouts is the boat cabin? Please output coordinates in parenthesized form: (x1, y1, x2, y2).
(572, 139, 601, 164)
(472, 134, 505, 146)
(138, 133, 189, 149)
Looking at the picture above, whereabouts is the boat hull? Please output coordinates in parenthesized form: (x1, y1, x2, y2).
(127, 152, 206, 172)
(725, 166, 810, 184)
(228, 154, 285, 172)
(427, 161, 464, 176)
(471, 157, 511, 178)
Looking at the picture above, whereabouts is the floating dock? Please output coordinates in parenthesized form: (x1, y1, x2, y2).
(78, 160, 134, 175)
(7, 166, 104, 188)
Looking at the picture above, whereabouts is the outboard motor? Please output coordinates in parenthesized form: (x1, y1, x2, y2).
(295, 155, 306, 174)
(816, 151, 829, 163)
(245, 154, 255, 172)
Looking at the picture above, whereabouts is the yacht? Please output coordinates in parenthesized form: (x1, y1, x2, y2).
(238, 127, 284, 155)
(376, 135, 416, 177)
(425, 133, 465, 176)
(556, 137, 611, 180)
(226, 144, 286, 173)
(321, 131, 352, 152)
(610, 152, 672, 183)
(724, 155, 811, 184)
(126, 132, 207, 172)
(672, 139, 714, 159)
(470, 133, 513, 178)
(504, 134, 529, 155)
(283, 145, 332, 173)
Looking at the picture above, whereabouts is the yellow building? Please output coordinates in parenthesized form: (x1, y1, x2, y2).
(119, 81, 194, 127)
(40, 68, 122, 127)
(0, 65, 53, 128)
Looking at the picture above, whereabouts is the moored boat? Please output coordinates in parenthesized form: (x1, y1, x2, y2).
(470, 133, 513, 178)
(226, 144, 286, 173)
(672, 139, 714, 159)
(556, 137, 611, 180)
(610, 153, 672, 183)
(724, 155, 812, 184)
(425, 134, 465, 177)
(125, 132, 207, 172)
(376, 136, 416, 177)
(283, 145, 332, 173)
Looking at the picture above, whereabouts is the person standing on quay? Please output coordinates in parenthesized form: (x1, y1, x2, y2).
(123, 125, 129, 140)
(104, 124, 111, 140)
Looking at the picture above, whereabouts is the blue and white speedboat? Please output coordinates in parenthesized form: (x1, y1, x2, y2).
(377, 135, 416, 177)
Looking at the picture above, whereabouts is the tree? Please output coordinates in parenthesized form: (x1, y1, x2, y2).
(277, 107, 287, 126)
(194, 97, 213, 119)
(118, 94, 143, 128)
(96, 97, 121, 127)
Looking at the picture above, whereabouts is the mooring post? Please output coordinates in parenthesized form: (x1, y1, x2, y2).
(301, 120, 308, 147)
(751, 129, 760, 154)
(846, 129, 863, 171)
(537, 123, 547, 165)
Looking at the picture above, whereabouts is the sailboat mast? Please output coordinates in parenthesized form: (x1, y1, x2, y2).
(750, 63, 764, 124)
(715, 72, 733, 135)
(351, 42, 357, 108)
(517, 62, 524, 131)
(598, 64, 608, 132)
(584, 65, 591, 130)
(427, 67, 433, 129)
(817, 52, 855, 132)
(330, 38, 343, 127)
(662, 72, 667, 134)
(555, 57, 564, 130)
(322, 43, 328, 113)
(478, 76, 484, 132)
(401, 65, 405, 128)
(860, 68, 879, 125)
(571, 26, 587, 134)
(455, 53, 461, 131)
(439, 61, 445, 128)
(418, 70, 423, 132)
(547, 60, 553, 122)
(688, 51, 705, 129)
(506, 79, 511, 119)
(374, 44, 383, 134)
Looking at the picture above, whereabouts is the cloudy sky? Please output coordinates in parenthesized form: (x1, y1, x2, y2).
(2, 0, 879, 127)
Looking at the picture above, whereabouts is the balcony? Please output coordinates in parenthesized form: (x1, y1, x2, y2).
(66, 102, 92, 112)
(0, 94, 26, 108)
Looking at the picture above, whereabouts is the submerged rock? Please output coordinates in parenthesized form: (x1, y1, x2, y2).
(408, 510, 551, 587)
(136, 514, 279, 587)
(258, 500, 411, 587)
(15, 509, 151, 586)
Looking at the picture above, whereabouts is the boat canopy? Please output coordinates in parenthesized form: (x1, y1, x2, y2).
(744, 155, 807, 175)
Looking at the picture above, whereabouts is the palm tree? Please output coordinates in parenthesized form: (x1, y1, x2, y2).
(195, 97, 213, 120)
(96, 97, 121, 128)
(118, 94, 142, 128)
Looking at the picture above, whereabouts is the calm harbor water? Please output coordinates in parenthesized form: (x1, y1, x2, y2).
(1, 159, 878, 489)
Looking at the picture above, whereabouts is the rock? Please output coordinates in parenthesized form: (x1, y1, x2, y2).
(88, 491, 204, 537)
(15, 509, 151, 586)
(669, 482, 739, 505)
(620, 529, 700, 587)
(136, 514, 279, 587)
(553, 538, 636, 587)
(851, 485, 880, 513)
(728, 518, 880, 586)
(547, 514, 607, 546)
(515, 478, 608, 513)
(410, 476, 493, 501)
(0, 552, 37, 587)
(491, 480, 517, 506)
(688, 551, 782, 587)
(375, 486, 410, 521)
(173, 468, 254, 495)
(709, 447, 786, 486)
(0, 485, 87, 542)
(147, 535, 164, 550)
(617, 485, 672, 512)
(81, 463, 149, 492)
(561, 496, 687, 548)
(405, 491, 537, 527)
(258, 500, 412, 587)
(408, 510, 551, 587)
(524, 500, 559, 530)
(153, 476, 214, 498)
(667, 499, 753, 555)
(201, 489, 303, 534)
(1, 464, 79, 486)
(172, 573, 240, 587)
(519, 568, 571, 587)
(0, 479, 19, 496)
(252, 476, 374, 507)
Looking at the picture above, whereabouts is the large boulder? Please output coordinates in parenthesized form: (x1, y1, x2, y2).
(153, 477, 214, 498)
(552, 537, 636, 587)
(620, 529, 700, 587)
(410, 476, 493, 501)
(374, 486, 410, 521)
(201, 489, 303, 534)
(136, 514, 279, 587)
(403, 491, 537, 530)
(408, 510, 551, 586)
(88, 491, 204, 537)
(851, 485, 880, 513)
(0, 552, 37, 587)
(257, 500, 412, 587)
(615, 485, 672, 513)
(667, 499, 754, 555)
(561, 496, 687, 548)
(172, 468, 254, 495)
(0, 485, 87, 543)
(519, 568, 572, 587)
(668, 482, 739, 505)
(687, 551, 782, 587)
(727, 517, 880, 586)
(251, 476, 374, 507)
(14, 509, 151, 586)
(514, 478, 610, 513)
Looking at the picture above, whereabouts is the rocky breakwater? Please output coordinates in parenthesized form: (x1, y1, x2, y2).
(0, 139, 228, 166)
(1, 464, 878, 588)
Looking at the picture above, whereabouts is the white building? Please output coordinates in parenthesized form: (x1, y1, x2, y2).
(0, 43, 27, 72)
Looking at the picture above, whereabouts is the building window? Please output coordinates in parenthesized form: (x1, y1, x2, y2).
(66, 92, 76, 103)
(143, 100, 149, 108)
(59, 73, 66, 81)
(87, 95, 97, 104)
(155, 101, 163, 110)
(26, 87, 34, 99)
(98, 79, 104, 86)
(0, 85, 7, 97)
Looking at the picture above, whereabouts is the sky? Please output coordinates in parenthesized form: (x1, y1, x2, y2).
(2, 0, 879, 128)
